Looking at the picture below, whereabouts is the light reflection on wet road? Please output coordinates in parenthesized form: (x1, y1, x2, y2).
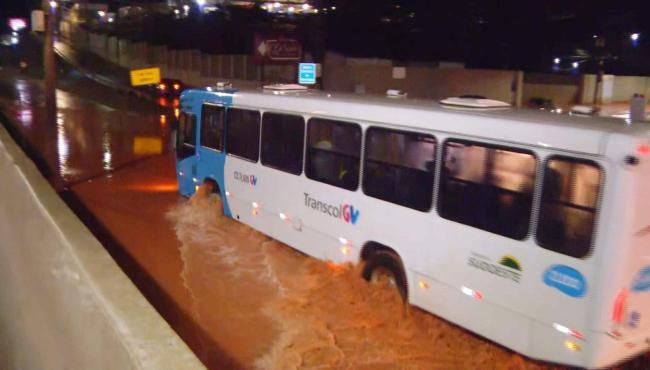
(0, 70, 171, 190)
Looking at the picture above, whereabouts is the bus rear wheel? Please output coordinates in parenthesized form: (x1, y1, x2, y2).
(362, 250, 408, 303)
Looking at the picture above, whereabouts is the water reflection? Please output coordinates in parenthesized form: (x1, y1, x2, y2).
(102, 129, 113, 171)
(0, 72, 174, 188)
(56, 111, 72, 177)
(14, 79, 31, 106)
(18, 109, 32, 127)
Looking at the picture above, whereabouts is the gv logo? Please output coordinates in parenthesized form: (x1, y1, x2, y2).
(342, 204, 360, 225)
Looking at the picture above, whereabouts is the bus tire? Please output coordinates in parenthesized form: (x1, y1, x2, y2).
(362, 250, 408, 303)
(203, 179, 215, 194)
(202, 178, 220, 195)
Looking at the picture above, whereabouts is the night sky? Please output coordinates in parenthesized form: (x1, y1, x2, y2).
(2, 0, 650, 74)
(322, 0, 650, 73)
(1, 0, 39, 17)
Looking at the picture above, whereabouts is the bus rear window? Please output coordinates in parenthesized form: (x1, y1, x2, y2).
(537, 157, 602, 258)
(438, 140, 536, 240)
(363, 127, 436, 211)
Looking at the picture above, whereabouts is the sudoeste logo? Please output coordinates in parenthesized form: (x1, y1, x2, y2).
(543, 265, 587, 297)
(304, 193, 360, 225)
(234, 171, 257, 186)
(499, 255, 522, 271)
(468, 253, 521, 283)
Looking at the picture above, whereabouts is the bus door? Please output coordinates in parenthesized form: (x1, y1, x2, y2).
(176, 112, 198, 196)
(196, 104, 228, 202)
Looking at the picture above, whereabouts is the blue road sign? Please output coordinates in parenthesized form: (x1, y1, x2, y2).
(298, 63, 316, 85)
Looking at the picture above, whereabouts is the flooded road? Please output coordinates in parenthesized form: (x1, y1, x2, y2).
(1, 64, 646, 369)
(0, 68, 171, 190)
(169, 190, 558, 370)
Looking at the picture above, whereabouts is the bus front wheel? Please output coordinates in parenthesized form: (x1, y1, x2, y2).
(202, 179, 220, 198)
(362, 250, 408, 303)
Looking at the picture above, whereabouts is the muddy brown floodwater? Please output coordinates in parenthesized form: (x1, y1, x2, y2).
(168, 187, 564, 370)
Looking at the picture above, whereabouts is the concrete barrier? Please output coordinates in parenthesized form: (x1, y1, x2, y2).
(151, 45, 168, 67)
(0, 124, 205, 370)
(323, 53, 521, 104)
(88, 33, 107, 59)
(107, 36, 119, 65)
(117, 39, 131, 68)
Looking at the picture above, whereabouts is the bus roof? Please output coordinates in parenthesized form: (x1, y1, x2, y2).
(188, 87, 650, 155)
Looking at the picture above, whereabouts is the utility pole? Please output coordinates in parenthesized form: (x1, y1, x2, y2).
(592, 37, 607, 110)
(592, 58, 605, 109)
(43, 0, 57, 118)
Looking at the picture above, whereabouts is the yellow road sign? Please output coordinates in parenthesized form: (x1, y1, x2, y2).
(130, 67, 161, 86)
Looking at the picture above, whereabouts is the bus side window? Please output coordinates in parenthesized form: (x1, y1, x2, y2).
(536, 157, 602, 258)
(438, 140, 536, 240)
(261, 112, 305, 175)
(306, 118, 361, 191)
(201, 104, 224, 151)
(177, 112, 196, 160)
(362, 127, 436, 211)
(226, 108, 260, 162)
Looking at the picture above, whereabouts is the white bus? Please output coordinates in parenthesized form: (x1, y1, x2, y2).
(175, 85, 650, 368)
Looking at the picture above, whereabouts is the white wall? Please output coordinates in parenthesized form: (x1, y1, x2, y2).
(323, 52, 522, 105)
(522, 73, 580, 107)
(0, 125, 205, 370)
(612, 75, 650, 102)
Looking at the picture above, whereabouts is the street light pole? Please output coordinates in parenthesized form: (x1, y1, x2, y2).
(592, 37, 607, 110)
(43, 0, 57, 118)
(593, 58, 604, 109)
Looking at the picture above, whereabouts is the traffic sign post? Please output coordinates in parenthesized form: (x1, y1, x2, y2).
(298, 63, 316, 85)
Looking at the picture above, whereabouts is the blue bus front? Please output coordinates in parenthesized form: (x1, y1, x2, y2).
(176, 89, 235, 218)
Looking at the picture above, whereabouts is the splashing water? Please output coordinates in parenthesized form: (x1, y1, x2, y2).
(168, 186, 565, 370)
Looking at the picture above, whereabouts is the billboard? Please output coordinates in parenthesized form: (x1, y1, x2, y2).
(254, 34, 302, 64)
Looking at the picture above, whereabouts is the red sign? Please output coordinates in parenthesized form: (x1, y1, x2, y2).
(254, 34, 302, 64)
(8, 18, 27, 32)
